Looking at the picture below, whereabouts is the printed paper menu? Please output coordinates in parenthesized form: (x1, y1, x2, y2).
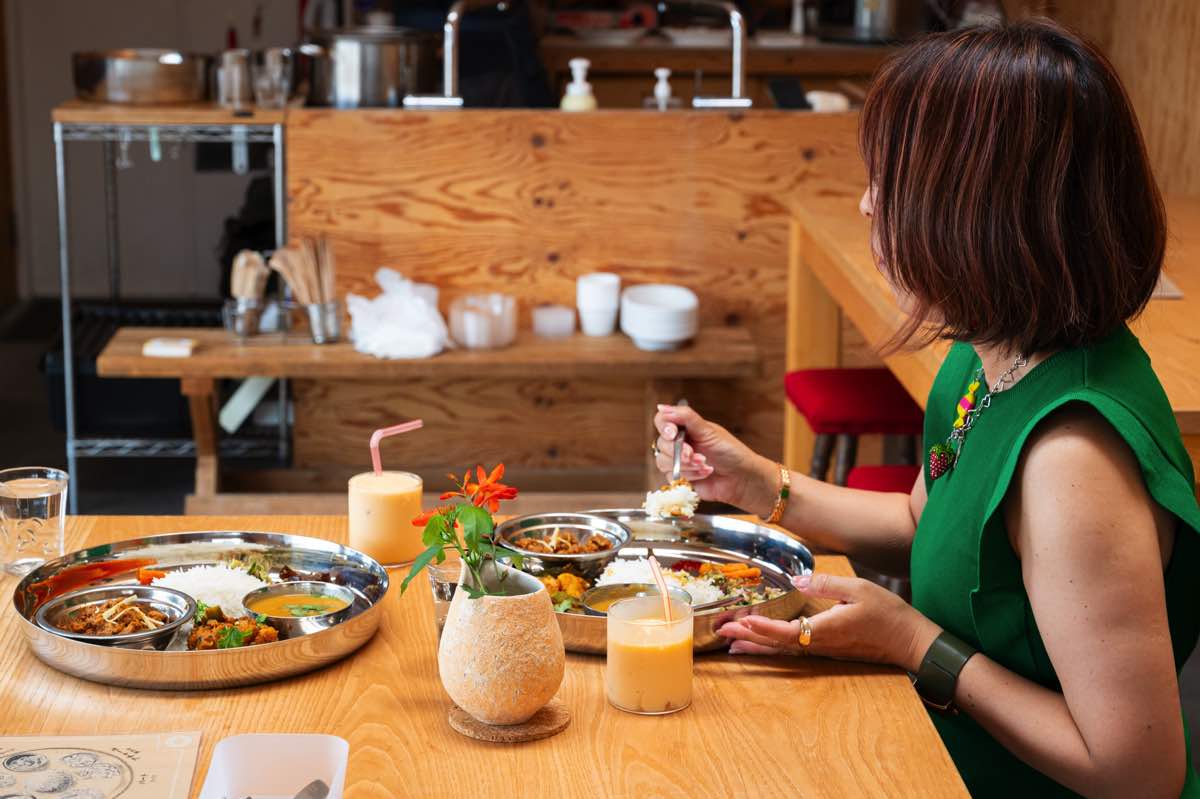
(0, 731, 200, 798)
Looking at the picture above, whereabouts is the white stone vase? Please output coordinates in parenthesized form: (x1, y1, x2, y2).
(437, 559, 565, 725)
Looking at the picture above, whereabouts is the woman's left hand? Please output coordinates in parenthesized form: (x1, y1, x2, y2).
(717, 573, 942, 672)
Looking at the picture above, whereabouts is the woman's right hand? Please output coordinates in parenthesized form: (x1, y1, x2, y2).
(653, 404, 777, 517)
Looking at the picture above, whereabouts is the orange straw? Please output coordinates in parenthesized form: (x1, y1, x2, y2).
(647, 555, 673, 622)
(370, 420, 424, 475)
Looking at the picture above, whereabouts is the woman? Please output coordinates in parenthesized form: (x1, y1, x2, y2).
(653, 20, 1200, 799)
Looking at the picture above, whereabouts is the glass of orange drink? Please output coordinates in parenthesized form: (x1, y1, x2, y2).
(606, 595, 693, 714)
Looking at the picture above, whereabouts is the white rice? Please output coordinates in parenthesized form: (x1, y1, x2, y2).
(596, 557, 726, 606)
(643, 481, 700, 518)
(152, 564, 267, 616)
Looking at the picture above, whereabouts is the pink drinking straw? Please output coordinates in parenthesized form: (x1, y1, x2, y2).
(648, 555, 674, 622)
(369, 420, 424, 475)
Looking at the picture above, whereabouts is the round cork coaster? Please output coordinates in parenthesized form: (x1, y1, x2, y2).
(448, 699, 571, 743)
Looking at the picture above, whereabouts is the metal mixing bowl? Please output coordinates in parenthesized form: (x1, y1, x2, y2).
(35, 585, 195, 650)
(72, 49, 212, 104)
(494, 513, 631, 578)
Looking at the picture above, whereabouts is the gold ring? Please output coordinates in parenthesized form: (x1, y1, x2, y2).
(797, 616, 813, 652)
(651, 440, 660, 457)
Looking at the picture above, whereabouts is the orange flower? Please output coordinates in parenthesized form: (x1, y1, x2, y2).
(470, 463, 518, 513)
(412, 505, 453, 526)
(437, 464, 518, 514)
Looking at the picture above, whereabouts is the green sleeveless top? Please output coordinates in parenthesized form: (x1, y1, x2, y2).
(911, 326, 1200, 798)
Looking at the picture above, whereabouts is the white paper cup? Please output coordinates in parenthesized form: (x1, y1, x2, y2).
(579, 306, 619, 336)
(577, 272, 621, 309)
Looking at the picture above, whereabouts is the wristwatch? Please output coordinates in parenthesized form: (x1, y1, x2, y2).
(912, 631, 977, 714)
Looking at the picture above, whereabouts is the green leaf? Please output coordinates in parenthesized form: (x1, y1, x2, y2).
(400, 544, 443, 594)
(461, 583, 485, 600)
(422, 514, 449, 547)
(457, 505, 493, 553)
(553, 597, 574, 613)
(193, 601, 210, 625)
(216, 625, 251, 649)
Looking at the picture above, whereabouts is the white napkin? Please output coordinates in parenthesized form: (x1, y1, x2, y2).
(346, 268, 450, 359)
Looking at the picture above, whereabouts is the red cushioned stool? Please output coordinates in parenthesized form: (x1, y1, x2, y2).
(784, 368, 924, 484)
(846, 465, 922, 493)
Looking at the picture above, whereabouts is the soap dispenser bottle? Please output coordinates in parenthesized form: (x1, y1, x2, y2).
(653, 68, 672, 111)
(561, 58, 597, 111)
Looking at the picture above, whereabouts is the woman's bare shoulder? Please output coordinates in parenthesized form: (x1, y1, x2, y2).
(1005, 401, 1174, 563)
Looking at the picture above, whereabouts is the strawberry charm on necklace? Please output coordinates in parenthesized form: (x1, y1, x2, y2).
(929, 353, 1028, 480)
(928, 443, 954, 480)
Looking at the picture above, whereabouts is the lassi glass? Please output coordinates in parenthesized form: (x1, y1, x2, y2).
(347, 470, 424, 567)
(606, 595, 694, 715)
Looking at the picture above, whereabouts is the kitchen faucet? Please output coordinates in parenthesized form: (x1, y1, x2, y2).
(402, 0, 484, 109)
(687, 1, 753, 109)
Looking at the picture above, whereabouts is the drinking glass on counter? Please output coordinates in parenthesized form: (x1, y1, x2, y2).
(252, 47, 292, 109)
(449, 293, 517, 349)
(1, 467, 68, 576)
(347, 471, 424, 567)
(606, 595, 694, 715)
(427, 552, 463, 640)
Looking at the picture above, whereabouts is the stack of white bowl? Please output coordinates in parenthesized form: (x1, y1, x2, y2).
(619, 284, 699, 351)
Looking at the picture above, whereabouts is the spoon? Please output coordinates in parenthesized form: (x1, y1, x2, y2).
(293, 780, 330, 799)
(671, 398, 689, 483)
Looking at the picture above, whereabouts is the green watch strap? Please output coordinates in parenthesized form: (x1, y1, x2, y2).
(913, 631, 977, 712)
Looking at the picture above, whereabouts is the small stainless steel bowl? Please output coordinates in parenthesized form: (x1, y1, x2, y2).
(495, 513, 631, 578)
(580, 583, 692, 616)
(241, 580, 356, 638)
(35, 585, 195, 650)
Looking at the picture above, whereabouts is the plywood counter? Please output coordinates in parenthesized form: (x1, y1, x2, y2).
(0, 515, 969, 798)
(786, 188, 1200, 476)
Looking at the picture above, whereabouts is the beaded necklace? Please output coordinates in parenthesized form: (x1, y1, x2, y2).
(929, 353, 1028, 480)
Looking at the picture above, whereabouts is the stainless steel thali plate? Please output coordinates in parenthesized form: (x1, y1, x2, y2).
(554, 510, 814, 654)
(11, 531, 388, 690)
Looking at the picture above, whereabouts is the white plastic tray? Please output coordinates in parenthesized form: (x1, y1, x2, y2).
(198, 734, 348, 799)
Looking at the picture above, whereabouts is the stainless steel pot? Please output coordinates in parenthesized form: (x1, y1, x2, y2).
(72, 49, 212, 104)
(303, 26, 438, 108)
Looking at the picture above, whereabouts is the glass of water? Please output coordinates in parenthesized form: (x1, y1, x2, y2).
(0, 467, 68, 576)
(427, 553, 463, 641)
(252, 47, 292, 109)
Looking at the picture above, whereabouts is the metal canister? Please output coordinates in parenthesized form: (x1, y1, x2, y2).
(304, 26, 438, 108)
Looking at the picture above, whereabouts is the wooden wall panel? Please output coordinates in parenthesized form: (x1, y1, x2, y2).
(1054, 0, 1200, 198)
(286, 110, 867, 479)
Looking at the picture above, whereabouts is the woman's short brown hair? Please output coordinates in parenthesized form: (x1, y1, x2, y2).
(860, 19, 1165, 355)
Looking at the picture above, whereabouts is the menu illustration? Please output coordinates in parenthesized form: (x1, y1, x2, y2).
(0, 732, 200, 798)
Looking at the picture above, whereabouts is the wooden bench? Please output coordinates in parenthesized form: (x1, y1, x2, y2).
(97, 326, 760, 511)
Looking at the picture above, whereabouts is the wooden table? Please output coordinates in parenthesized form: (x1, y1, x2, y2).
(0, 515, 968, 798)
(96, 328, 760, 510)
(785, 191, 1200, 478)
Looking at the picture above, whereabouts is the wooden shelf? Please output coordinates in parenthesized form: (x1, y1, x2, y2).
(97, 325, 760, 381)
(52, 99, 286, 127)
